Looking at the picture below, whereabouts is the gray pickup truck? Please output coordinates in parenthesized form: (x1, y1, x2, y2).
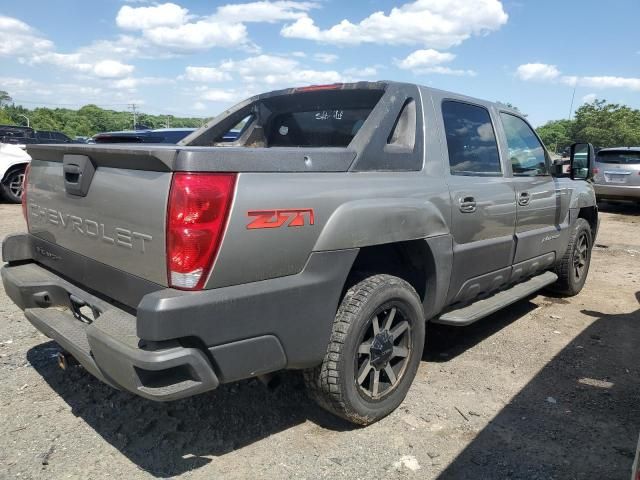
(1, 82, 598, 425)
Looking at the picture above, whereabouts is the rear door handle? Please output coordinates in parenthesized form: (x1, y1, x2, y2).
(459, 196, 477, 213)
(518, 192, 531, 206)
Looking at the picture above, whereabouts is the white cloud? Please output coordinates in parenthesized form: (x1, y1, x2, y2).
(93, 60, 135, 78)
(143, 20, 248, 51)
(183, 66, 232, 82)
(396, 49, 455, 69)
(396, 49, 475, 76)
(0, 15, 54, 57)
(314, 53, 338, 63)
(516, 63, 640, 91)
(115, 1, 318, 52)
(281, 0, 508, 48)
(116, 3, 189, 30)
(111, 76, 174, 90)
(582, 93, 597, 104)
(219, 54, 341, 87)
(215, 1, 317, 23)
(29, 53, 134, 78)
(202, 88, 244, 102)
(578, 76, 640, 91)
(515, 63, 561, 81)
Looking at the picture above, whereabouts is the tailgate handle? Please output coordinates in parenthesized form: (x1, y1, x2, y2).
(63, 155, 96, 197)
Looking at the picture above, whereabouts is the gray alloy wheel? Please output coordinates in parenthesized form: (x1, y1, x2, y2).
(354, 305, 412, 400)
(1, 169, 25, 203)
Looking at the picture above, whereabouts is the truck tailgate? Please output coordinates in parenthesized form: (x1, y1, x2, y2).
(25, 150, 172, 287)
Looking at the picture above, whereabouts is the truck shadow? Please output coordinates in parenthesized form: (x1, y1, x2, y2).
(436, 291, 640, 479)
(26, 344, 355, 477)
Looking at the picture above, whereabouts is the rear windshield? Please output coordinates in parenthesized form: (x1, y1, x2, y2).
(191, 87, 385, 148)
(597, 150, 640, 164)
(268, 108, 372, 147)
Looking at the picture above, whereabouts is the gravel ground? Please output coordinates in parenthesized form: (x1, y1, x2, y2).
(0, 201, 638, 479)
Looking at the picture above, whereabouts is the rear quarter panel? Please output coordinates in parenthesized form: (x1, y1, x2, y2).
(206, 171, 451, 288)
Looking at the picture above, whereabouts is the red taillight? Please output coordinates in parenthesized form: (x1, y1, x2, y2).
(21, 163, 30, 225)
(593, 167, 599, 174)
(166, 173, 236, 290)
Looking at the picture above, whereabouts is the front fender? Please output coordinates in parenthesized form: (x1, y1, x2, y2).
(568, 181, 597, 210)
(313, 198, 449, 251)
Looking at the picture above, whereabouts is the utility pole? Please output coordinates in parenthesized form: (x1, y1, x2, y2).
(129, 104, 137, 130)
(165, 116, 170, 128)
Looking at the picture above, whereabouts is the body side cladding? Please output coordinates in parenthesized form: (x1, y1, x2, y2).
(312, 198, 449, 251)
(137, 249, 359, 369)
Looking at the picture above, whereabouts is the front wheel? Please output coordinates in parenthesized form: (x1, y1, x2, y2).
(1, 168, 26, 203)
(549, 218, 593, 296)
(304, 274, 425, 425)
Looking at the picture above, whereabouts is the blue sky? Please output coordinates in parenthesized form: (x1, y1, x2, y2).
(1, 0, 638, 126)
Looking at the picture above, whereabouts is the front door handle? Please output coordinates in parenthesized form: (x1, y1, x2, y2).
(459, 196, 477, 213)
(518, 192, 531, 206)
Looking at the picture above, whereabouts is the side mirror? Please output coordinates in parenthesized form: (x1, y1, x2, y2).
(569, 142, 595, 180)
(549, 159, 564, 177)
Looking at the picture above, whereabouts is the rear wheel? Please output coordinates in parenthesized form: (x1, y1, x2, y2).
(304, 274, 425, 425)
(1, 168, 25, 203)
(550, 218, 592, 296)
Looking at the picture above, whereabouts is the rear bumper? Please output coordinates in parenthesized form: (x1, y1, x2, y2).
(1, 263, 219, 401)
(2, 234, 357, 401)
(593, 183, 640, 200)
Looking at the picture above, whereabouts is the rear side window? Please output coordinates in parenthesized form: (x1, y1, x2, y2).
(387, 99, 416, 149)
(500, 113, 548, 176)
(596, 151, 640, 164)
(442, 101, 501, 176)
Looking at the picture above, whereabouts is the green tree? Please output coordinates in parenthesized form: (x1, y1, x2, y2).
(536, 119, 573, 153)
(0, 90, 12, 107)
(572, 100, 640, 147)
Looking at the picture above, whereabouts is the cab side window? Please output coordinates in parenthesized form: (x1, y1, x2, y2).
(500, 113, 548, 176)
(442, 101, 501, 176)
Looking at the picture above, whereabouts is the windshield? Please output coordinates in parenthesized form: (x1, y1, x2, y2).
(596, 150, 640, 164)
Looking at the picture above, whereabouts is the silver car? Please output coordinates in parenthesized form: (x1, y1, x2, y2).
(593, 147, 640, 202)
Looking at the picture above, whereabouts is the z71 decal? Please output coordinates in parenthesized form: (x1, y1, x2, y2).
(247, 209, 315, 229)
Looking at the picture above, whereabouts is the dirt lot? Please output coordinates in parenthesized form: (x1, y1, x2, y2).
(0, 201, 638, 479)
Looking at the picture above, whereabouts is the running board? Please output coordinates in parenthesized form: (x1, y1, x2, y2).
(433, 271, 558, 326)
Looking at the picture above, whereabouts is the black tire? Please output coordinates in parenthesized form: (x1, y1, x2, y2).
(304, 274, 425, 425)
(550, 218, 592, 296)
(1, 168, 26, 203)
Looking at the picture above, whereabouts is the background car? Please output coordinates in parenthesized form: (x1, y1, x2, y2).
(592, 147, 640, 203)
(0, 142, 30, 203)
(0, 125, 77, 145)
(34, 130, 75, 143)
(92, 128, 196, 144)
